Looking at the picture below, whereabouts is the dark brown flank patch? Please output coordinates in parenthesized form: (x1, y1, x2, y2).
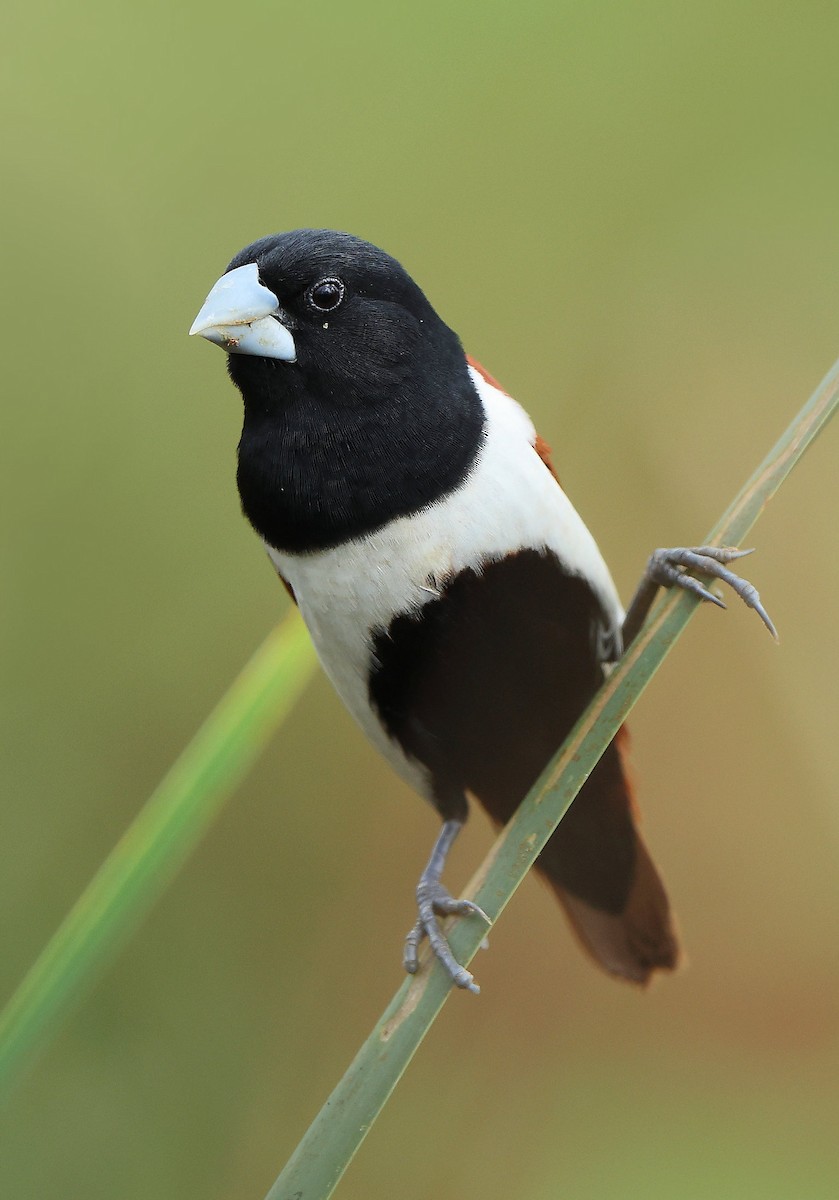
(368, 548, 678, 983)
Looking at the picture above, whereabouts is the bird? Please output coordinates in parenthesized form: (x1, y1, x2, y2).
(189, 229, 775, 994)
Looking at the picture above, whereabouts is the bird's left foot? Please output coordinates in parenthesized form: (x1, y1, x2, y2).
(621, 544, 778, 648)
(646, 545, 777, 638)
(403, 877, 490, 995)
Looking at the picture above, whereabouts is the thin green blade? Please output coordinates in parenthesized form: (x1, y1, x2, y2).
(0, 614, 317, 1098)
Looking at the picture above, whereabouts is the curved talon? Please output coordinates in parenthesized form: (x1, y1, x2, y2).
(687, 545, 755, 562)
(647, 546, 778, 639)
(652, 562, 726, 608)
(403, 882, 487, 994)
(416, 883, 490, 926)
(403, 922, 423, 975)
(403, 911, 480, 993)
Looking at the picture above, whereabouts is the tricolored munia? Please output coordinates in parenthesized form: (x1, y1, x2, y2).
(190, 229, 775, 994)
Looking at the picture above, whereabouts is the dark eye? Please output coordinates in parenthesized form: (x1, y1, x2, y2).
(307, 277, 345, 312)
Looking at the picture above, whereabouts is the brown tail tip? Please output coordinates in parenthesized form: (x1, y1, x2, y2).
(549, 837, 681, 985)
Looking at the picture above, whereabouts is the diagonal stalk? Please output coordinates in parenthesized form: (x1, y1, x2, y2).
(0, 616, 317, 1099)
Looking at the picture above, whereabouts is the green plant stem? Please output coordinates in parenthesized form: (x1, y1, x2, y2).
(266, 357, 839, 1200)
(0, 614, 317, 1099)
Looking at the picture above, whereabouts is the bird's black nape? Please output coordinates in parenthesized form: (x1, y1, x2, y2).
(227, 229, 486, 554)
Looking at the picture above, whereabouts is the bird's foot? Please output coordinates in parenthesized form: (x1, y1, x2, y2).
(403, 877, 490, 995)
(646, 545, 778, 638)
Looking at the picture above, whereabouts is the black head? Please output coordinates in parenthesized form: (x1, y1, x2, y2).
(191, 229, 485, 554)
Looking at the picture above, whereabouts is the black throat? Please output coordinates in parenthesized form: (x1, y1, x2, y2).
(233, 345, 486, 555)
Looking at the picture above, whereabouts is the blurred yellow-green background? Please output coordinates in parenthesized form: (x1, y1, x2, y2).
(3, 2, 839, 1197)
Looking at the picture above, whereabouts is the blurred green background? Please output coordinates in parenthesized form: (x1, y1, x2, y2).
(3, 1, 839, 1196)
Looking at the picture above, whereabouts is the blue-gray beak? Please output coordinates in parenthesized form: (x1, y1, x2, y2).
(189, 262, 297, 362)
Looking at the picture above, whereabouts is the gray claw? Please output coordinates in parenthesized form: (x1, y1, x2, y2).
(647, 546, 778, 639)
(404, 881, 487, 994)
(403, 917, 480, 993)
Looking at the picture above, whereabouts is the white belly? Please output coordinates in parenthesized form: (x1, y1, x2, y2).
(265, 369, 623, 803)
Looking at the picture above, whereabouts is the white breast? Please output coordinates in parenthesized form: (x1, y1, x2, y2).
(265, 368, 623, 801)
